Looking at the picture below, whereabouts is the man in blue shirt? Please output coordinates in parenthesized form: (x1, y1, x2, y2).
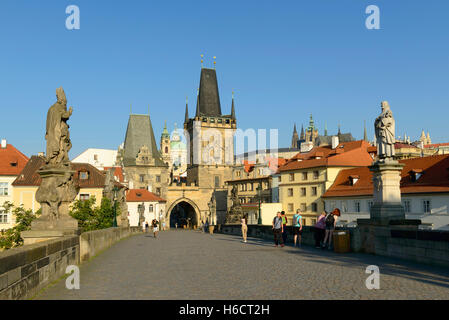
(292, 209, 303, 248)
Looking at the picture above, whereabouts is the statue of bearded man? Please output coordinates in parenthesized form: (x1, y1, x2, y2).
(45, 87, 73, 166)
(374, 101, 396, 161)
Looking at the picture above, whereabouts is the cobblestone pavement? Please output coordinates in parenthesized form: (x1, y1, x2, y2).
(36, 230, 449, 300)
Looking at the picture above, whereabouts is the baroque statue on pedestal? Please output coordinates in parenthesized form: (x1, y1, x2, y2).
(45, 87, 73, 167)
(374, 101, 396, 161)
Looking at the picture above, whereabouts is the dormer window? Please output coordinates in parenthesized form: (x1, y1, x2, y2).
(10, 161, 17, 167)
(79, 171, 89, 180)
(349, 175, 359, 186)
(409, 169, 423, 182)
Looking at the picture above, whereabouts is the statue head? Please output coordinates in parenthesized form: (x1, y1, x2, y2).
(381, 101, 390, 112)
(56, 87, 67, 105)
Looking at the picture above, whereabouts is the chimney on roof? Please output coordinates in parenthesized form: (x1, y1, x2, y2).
(332, 136, 339, 149)
(1, 139, 6, 149)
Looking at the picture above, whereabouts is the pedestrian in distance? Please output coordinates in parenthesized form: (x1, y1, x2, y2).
(292, 209, 303, 248)
(241, 214, 248, 243)
(152, 218, 159, 238)
(281, 211, 288, 244)
(314, 211, 326, 248)
(322, 208, 340, 250)
(142, 221, 146, 233)
(272, 211, 284, 247)
(145, 221, 149, 233)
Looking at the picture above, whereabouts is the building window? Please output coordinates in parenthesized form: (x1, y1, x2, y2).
(139, 174, 145, 183)
(149, 204, 154, 212)
(354, 201, 361, 213)
(301, 203, 307, 212)
(0, 182, 9, 196)
(156, 175, 161, 183)
(279, 175, 281, 182)
(0, 210, 8, 224)
(79, 171, 89, 180)
(287, 188, 293, 197)
(289, 173, 295, 181)
(311, 187, 317, 196)
(165, 147, 168, 154)
(288, 203, 294, 212)
(156, 188, 161, 195)
(311, 203, 318, 212)
(214, 176, 220, 188)
(302, 172, 308, 180)
(80, 194, 90, 201)
(313, 171, 319, 179)
(422, 200, 431, 213)
(249, 183, 254, 191)
(403, 200, 411, 213)
(342, 201, 348, 213)
(94, 154, 98, 161)
(368, 201, 374, 210)
(301, 187, 306, 196)
(311, 218, 317, 225)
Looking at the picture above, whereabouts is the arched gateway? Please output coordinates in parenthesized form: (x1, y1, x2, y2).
(166, 198, 200, 229)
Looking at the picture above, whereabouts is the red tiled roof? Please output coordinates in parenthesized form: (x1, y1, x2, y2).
(395, 143, 419, 149)
(243, 160, 255, 173)
(424, 142, 449, 149)
(0, 144, 29, 176)
(126, 189, 166, 202)
(323, 154, 449, 198)
(279, 140, 373, 172)
(12, 155, 123, 189)
(103, 166, 124, 182)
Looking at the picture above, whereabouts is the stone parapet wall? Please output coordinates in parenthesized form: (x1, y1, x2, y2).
(0, 227, 141, 300)
(80, 227, 141, 262)
(0, 236, 79, 300)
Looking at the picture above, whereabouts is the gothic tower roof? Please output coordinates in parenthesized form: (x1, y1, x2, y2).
(196, 68, 222, 117)
(123, 114, 165, 167)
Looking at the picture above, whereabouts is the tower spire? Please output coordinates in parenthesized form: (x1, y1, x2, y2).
(300, 124, 305, 141)
(364, 120, 368, 142)
(324, 121, 328, 136)
(231, 90, 236, 120)
(195, 88, 200, 117)
(185, 97, 189, 123)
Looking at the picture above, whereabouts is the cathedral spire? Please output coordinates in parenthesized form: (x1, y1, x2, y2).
(291, 123, 299, 149)
(300, 124, 305, 141)
(195, 88, 200, 118)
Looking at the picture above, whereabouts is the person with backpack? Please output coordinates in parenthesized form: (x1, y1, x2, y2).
(314, 211, 326, 248)
(292, 209, 303, 248)
(322, 208, 340, 250)
(272, 211, 284, 247)
(281, 211, 288, 244)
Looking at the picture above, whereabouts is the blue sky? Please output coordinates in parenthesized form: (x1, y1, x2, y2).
(0, 0, 448, 158)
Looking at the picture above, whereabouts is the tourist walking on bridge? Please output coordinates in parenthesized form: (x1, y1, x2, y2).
(152, 219, 159, 238)
(272, 212, 284, 247)
(241, 215, 248, 243)
(292, 209, 303, 248)
(281, 211, 288, 244)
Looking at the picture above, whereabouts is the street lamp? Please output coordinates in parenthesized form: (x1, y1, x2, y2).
(159, 209, 163, 231)
(257, 185, 262, 225)
(112, 186, 119, 227)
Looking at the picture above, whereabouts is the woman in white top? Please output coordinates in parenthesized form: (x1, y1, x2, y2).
(241, 215, 248, 243)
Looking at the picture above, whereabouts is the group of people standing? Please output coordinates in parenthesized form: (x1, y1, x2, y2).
(240, 207, 341, 250)
(143, 219, 161, 238)
(313, 208, 340, 250)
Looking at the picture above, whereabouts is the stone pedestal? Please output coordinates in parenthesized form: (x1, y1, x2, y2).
(21, 167, 80, 245)
(368, 160, 406, 223)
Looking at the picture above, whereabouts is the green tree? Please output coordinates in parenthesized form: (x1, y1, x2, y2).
(0, 202, 39, 250)
(69, 197, 118, 233)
